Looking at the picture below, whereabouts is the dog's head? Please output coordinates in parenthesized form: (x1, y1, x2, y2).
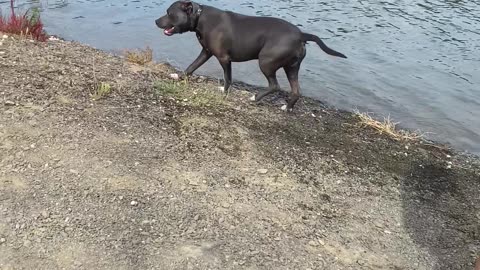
(155, 1, 200, 36)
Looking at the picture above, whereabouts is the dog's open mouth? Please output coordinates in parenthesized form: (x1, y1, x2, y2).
(164, 27, 175, 36)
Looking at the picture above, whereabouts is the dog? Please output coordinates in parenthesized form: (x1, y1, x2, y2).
(155, 0, 347, 111)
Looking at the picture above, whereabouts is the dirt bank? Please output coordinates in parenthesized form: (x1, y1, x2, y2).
(1, 35, 479, 270)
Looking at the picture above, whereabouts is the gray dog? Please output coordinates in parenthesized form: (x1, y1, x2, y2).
(155, 0, 347, 111)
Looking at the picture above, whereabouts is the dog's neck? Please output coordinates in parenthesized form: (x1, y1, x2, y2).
(190, 3, 203, 32)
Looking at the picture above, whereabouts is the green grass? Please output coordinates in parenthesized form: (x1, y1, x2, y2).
(154, 79, 227, 108)
(91, 82, 112, 100)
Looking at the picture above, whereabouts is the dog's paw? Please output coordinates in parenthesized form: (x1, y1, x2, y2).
(169, 73, 180, 80)
(249, 95, 256, 102)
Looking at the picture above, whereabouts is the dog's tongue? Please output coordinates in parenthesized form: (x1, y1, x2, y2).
(164, 27, 174, 36)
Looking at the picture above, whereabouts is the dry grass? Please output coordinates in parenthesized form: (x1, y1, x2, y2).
(354, 110, 424, 141)
(123, 47, 153, 65)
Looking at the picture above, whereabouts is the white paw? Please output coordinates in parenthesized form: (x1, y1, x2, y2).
(169, 73, 180, 80)
(217, 86, 225, 92)
(281, 105, 287, 111)
(249, 95, 256, 102)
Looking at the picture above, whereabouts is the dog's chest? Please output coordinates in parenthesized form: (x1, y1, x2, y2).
(196, 33, 206, 46)
(196, 32, 210, 52)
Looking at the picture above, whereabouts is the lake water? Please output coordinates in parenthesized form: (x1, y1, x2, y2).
(2, 0, 479, 154)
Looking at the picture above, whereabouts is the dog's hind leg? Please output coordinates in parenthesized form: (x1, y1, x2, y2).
(252, 59, 282, 102)
(282, 44, 306, 112)
(283, 63, 301, 112)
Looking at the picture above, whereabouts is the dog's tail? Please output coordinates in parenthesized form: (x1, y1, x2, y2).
(301, 33, 347, 58)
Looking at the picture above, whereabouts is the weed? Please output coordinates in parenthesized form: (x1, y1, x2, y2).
(92, 82, 112, 100)
(0, 0, 47, 41)
(154, 80, 183, 96)
(154, 80, 227, 108)
(124, 47, 153, 65)
(354, 110, 424, 141)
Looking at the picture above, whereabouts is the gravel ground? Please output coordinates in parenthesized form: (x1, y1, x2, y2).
(0, 35, 479, 270)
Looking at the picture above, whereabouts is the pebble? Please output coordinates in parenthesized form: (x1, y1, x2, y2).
(169, 73, 180, 80)
(189, 180, 200, 186)
(357, 259, 367, 266)
(257, 169, 268, 174)
(4, 100, 15, 106)
(0, 238, 5, 244)
(374, 221, 384, 228)
(308, 240, 319, 247)
(130, 200, 138, 206)
(221, 202, 231, 208)
(41, 210, 49, 218)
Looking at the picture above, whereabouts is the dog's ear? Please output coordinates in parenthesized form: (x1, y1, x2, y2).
(181, 1, 193, 15)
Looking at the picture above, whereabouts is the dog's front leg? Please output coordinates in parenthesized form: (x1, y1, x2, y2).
(184, 48, 212, 77)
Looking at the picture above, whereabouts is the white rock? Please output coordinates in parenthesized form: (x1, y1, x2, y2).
(249, 95, 256, 101)
(257, 169, 268, 174)
(308, 240, 319, 246)
(169, 73, 180, 80)
(130, 201, 138, 206)
(281, 105, 287, 111)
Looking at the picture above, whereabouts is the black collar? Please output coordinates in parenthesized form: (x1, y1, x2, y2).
(194, 4, 203, 28)
(193, 4, 203, 37)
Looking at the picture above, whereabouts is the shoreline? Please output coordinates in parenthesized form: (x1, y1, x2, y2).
(1, 34, 479, 269)
(37, 32, 478, 157)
